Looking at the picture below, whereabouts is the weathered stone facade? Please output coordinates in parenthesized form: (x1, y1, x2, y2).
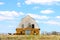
(15, 15, 40, 35)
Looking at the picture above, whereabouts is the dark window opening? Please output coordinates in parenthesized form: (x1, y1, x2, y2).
(28, 23, 31, 28)
(21, 32, 22, 35)
(34, 31, 36, 35)
(22, 24, 24, 28)
(39, 29, 40, 30)
(32, 24, 34, 28)
(34, 31, 35, 33)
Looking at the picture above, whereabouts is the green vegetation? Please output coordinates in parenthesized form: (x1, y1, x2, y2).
(0, 35, 60, 40)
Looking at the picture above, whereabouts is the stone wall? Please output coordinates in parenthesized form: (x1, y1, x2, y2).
(15, 27, 40, 35)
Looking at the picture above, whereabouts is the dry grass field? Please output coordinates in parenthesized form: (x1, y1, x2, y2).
(0, 35, 60, 40)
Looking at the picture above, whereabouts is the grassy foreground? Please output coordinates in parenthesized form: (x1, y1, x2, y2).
(0, 35, 60, 40)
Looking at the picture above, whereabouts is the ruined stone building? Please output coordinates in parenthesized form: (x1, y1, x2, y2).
(15, 15, 40, 35)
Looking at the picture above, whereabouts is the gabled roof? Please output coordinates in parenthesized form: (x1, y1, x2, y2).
(21, 15, 36, 21)
(17, 15, 39, 29)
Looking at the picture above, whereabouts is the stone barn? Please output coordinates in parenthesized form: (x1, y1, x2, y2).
(15, 15, 40, 35)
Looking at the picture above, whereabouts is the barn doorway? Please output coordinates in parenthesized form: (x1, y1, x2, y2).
(25, 30, 31, 35)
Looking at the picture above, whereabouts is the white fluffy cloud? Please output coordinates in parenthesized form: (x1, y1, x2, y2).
(43, 20, 60, 25)
(0, 11, 19, 17)
(28, 13, 49, 19)
(25, 0, 60, 5)
(0, 11, 24, 21)
(19, 12, 25, 15)
(56, 16, 60, 19)
(17, 2, 21, 7)
(0, 16, 14, 21)
(40, 9, 54, 14)
(0, 2, 5, 5)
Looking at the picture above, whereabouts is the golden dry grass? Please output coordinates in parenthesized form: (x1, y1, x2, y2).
(0, 35, 60, 40)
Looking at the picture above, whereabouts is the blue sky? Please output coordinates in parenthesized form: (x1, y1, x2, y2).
(0, 0, 60, 33)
